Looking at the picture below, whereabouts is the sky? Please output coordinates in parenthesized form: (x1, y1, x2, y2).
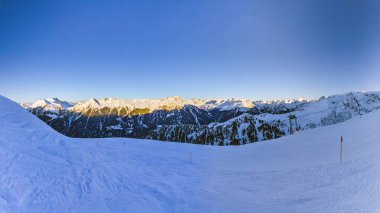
(0, 0, 380, 102)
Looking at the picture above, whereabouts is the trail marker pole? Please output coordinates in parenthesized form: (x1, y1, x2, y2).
(340, 136, 343, 164)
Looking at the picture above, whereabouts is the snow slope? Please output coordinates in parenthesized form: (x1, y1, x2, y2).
(1, 95, 380, 212)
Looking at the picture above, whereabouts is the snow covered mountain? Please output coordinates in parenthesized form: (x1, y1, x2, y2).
(25, 96, 303, 117)
(152, 91, 380, 145)
(2, 94, 380, 212)
(23, 91, 380, 145)
(27, 98, 74, 120)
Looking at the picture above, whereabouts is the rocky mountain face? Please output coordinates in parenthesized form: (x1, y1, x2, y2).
(23, 91, 380, 145)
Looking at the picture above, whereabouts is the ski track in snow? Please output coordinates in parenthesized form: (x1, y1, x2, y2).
(1, 95, 380, 212)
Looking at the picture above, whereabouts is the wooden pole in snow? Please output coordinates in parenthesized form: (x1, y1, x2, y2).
(340, 136, 343, 164)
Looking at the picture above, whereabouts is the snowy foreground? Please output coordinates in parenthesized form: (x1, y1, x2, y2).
(1, 95, 380, 213)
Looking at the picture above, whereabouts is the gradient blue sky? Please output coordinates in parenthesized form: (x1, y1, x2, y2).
(1, 0, 380, 102)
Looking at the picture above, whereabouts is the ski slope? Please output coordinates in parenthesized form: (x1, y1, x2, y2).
(0, 95, 379, 213)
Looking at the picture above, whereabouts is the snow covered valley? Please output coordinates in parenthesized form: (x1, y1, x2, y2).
(1, 94, 380, 212)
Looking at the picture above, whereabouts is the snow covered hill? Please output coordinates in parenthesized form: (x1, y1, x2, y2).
(1, 95, 380, 212)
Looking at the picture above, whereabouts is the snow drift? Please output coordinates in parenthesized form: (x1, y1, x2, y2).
(0, 95, 380, 212)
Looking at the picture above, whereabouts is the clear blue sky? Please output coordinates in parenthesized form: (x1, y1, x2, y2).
(1, 0, 380, 102)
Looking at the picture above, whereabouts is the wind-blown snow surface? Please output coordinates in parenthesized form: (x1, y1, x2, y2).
(1, 95, 379, 213)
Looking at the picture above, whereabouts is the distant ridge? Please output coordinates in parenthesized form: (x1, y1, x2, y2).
(23, 91, 380, 145)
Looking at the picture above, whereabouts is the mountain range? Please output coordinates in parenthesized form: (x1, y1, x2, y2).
(22, 91, 380, 145)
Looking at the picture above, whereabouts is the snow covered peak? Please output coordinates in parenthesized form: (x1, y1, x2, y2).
(24, 96, 309, 114)
(254, 98, 312, 105)
(28, 98, 73, 112)
(81, 98, 101, 108)
(214, 99, 255, 110)
(162, 96, 184, 102)
(70, 96, 190, 114)
(187, 98, 255, 110)
(69, 96, 254, 113)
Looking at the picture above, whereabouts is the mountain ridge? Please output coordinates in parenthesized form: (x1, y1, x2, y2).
(23, 95, 313, 112)
(22, 91, 380, 145)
